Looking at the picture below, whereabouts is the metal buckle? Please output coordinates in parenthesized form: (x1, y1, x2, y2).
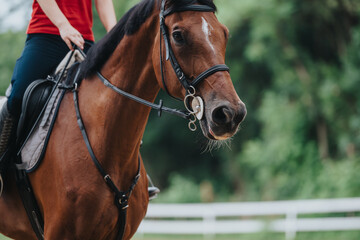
(104, 174, 111, 182)
(119, 195, 129, 210)
(179, 72, 185, 80)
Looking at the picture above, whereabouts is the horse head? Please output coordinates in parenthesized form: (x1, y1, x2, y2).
(153, 0, 247, 141)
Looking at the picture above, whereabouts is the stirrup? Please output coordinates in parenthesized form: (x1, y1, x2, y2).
(0, 174, 3, 197)
(147, 174, 160, 200)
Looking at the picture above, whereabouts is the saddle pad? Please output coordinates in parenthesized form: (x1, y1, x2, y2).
(0, 97, 6, 109)
(20, 87, 64, 172)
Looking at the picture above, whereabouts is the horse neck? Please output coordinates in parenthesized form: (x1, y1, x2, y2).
(79, 14, 160, 177)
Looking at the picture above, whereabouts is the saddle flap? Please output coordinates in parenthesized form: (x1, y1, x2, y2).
(17, 79, 55, 142)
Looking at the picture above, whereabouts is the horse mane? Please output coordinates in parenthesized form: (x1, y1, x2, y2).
(79, 0, 216, 79)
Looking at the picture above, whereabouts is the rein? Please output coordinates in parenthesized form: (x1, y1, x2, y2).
(96, 72, 190, 119)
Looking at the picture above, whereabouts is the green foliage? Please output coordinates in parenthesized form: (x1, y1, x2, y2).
(0, 0, 360, 203)
(223, 0, 360, 201)
(0, 31, 25, 95)
(154, 174, 201, 203)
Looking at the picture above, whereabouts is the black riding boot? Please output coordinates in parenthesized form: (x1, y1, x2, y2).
(0, 100, 15, 192)
(0, 100, 14, 156)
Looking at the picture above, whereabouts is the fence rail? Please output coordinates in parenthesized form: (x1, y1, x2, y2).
(137, 198, 360, 239)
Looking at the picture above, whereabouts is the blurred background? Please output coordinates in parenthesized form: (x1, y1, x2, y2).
(1, 0, 360, 239)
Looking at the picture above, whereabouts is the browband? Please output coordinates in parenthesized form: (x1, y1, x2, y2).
(163, 5, 215, 17)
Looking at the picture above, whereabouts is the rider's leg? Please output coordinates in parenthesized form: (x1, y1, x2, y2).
(7, 34, 72, 119)
(6, 34, 93, 119)
(0, 34, 69, 159)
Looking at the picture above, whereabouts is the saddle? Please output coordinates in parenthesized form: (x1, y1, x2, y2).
(0, 50, 82, 178)
(16, 50, 84, 172)
(18, 49, 85, 146)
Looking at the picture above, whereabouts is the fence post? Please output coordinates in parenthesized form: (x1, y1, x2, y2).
(203, 208, 216, 240)
(285, 208, 298, 240)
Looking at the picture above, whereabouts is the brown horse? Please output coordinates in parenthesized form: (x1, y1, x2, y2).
(0, 0, 246, 239)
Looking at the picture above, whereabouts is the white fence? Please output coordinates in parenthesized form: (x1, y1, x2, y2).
(137, 198, 360, 239)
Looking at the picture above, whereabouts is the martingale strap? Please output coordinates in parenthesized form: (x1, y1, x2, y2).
(73, 71, 141, 240)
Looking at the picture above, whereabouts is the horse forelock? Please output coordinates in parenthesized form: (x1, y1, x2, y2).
(79, 0, 217, 79)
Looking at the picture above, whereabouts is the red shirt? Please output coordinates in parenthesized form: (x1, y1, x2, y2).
(27, 0, 94, 41)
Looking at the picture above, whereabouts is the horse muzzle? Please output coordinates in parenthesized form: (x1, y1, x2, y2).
(200, 100, 246, 140)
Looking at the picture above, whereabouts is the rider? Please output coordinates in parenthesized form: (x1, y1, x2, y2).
(0, 0, 160, 200)
(0, 0, 116, 155)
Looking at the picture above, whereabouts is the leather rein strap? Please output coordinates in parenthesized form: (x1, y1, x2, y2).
(96, 72, 190, 119)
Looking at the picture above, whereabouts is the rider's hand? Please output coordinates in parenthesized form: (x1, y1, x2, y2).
(58, 23, 85, 50)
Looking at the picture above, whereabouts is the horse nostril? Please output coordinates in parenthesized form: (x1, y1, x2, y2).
(212, 106, 233, 125)
(235, 106, 247, 124)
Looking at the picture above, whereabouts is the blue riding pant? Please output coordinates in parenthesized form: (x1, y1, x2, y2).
(8, 33, 92, 118)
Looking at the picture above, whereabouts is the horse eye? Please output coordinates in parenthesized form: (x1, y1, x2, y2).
(172, 31, 184, 43)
